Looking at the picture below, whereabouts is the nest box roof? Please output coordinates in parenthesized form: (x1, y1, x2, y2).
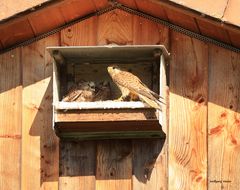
(0, 0, 240, 52)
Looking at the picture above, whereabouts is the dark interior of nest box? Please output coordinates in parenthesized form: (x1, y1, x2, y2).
(48, 45, 168, 110)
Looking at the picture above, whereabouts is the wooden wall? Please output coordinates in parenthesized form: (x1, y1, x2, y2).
(0, 9, 239, 190)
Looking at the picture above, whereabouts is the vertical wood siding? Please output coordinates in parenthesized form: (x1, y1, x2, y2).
(0, 8, 239, 190)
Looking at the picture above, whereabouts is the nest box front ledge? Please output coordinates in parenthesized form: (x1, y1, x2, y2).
(48, 45, 169, 140)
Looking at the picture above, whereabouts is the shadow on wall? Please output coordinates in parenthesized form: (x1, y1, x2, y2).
(58, 138, 166, 184)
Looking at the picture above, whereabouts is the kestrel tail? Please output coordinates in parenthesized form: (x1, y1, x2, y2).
(107, 65, 164, 110)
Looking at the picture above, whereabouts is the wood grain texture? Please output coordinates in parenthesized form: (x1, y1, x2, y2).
(92, 0, 109, 10)
(208, 45, 240, 190)
(59, 0, 96, 23)
(21, 34, 59, 190)
(96, 140, 132, 190)
(59, 140, 96, 190)
(0, 49, 21, 135)
(164, 7, 200, 33)
(0, 139, 21, 190)
(132, 14, 169, 190)
(56, 109, 158, 122)
(135, 0, 168, 20)
(0, 49, 21, 190)
(97, 9, 133, 45)
(133, 15, 169, 48)
(96, 9, 134, 190)
(196, 19, 230, 44)
(132, 139, 166, 190)
(59, 14, 97, 189)
(0, 18, 34, 48)
(61, 16, 97, 46)
(169, 31, 208, 190)
(118, 0, 138, 9)
(40, 34, 60, 190)
(29, 6, 65, 35)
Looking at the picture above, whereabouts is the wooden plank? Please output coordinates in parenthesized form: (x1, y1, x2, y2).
(92, 0, 109, 10)
(208, 45, 240, 190)
(56, 109, 158, 122)
(135, 0, 168, 20)
(118, 0, 138, 9)
(59, 140, 96, 190)
(196, 19, 231, 44)
(59, 13, 97, 189)
(132, 139, 166, 190)
(95, 10, 133, 190)
(0, 49, 21, 135)
(167, 0, 228, 18)
(96, 140, 132, 190)
(133, 16, 169, 48)
(132, 15, 169, 190)
(56, 121, 161, 132)
(0, 49, 21, 190)
(0, 18, 35, 48)
(169, 31, 208, 190)
(59, 0, 96, 23)
(227, 30, 240, 48)
(164, 7, 200, 33)
(97, 9, 133, 45)
(0, 139, 21, 190)
(21, 34, 59, 190)
(28, 6, 65, 35)
(61, 16, 97, 46)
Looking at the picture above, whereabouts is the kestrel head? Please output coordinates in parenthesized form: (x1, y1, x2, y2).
(107, 65, 121, 75)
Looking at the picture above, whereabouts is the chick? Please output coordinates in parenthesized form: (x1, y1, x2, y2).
(94, 81, 112, 101)
(62, 81, 96, 102)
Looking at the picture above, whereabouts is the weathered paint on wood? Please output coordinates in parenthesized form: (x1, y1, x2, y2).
(21, 34, 59, 190)
(169, 31, 208, 190)
(208, 45, 240, 190)
(0, 49, 21, 190)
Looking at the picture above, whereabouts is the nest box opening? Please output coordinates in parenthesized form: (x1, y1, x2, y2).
(47, 45, 169, 140)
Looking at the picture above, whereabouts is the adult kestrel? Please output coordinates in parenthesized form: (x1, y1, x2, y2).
(62, 81, 95, 102)
(107, 65, 163, 110)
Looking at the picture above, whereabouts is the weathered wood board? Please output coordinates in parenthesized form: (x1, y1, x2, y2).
(59, 15, 97, 190)
(169, 31, 208, 190)
(96, 140, 132, 190)
(21, 34, 59, 190)
(208, 45, 240, 190)
(0, 49, 21, 190)
(59, 140, 96, 190)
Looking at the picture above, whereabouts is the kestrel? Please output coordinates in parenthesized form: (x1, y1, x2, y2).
(62, 81, 95, 102)
(107, 65, 163, 110)
(94, 81, 112, 101)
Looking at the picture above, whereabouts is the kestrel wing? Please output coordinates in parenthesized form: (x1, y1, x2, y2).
(113, 71, 158, 102)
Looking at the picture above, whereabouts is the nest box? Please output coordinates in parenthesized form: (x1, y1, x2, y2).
(47, 45, 169, 140)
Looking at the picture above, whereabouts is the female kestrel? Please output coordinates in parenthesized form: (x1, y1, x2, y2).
(107, 65, 163, 110)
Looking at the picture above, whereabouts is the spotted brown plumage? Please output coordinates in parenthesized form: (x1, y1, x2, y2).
(107, 65, 163, 110)
(62, 81, 95, 102)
